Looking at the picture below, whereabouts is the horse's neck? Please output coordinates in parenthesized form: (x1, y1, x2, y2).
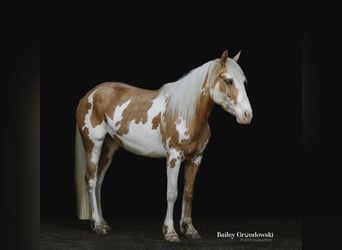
(193, 61, 219, 124)
(191, 84, 214, 127)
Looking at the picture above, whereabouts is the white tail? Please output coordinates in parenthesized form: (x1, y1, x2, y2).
(74, 124, 90, 219)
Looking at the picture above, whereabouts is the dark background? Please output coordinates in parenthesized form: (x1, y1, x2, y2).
(41, 12, 302, 221)
(4, 4, 341, 250)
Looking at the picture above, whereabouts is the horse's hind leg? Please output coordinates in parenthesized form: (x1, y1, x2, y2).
(83, 131, 106, 234)
(95, 134, 119, 233)
(82, 133, 105, 234)
(80, 124, 114, 234)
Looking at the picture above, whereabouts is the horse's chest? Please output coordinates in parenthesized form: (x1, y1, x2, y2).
(162, 118, 211, 159)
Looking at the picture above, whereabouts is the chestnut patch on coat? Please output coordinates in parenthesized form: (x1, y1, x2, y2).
(85, 165, 97, 181)
(219, 79, 227, 93)
(116, 97, 154, 135)
(90, 104, 103, 128)
(170, 158, 177, 168)
(152, 112, 161, 129)
(80, 127, 97, 181)
(97, 134, 113, 174)
(227, 84, 238, 104)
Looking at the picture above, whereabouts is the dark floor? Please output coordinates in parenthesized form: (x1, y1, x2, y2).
(40, 218, 301, 250)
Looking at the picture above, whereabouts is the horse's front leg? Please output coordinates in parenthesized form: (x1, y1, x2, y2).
(180, 156, 201, 239)
(163, 150, 182, 242)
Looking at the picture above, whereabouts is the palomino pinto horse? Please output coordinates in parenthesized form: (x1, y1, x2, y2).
(75, 50, 253, 242)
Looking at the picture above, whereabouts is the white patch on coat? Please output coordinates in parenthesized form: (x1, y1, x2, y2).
(90, 139, 103, 164)
(193, 154, 202, 166)
(88, 179, 101, 224)
(175, 117, 189, 144)
(168, 147, 183, 164)
(192, 139, 209, 165)
(164, 151, 181, 234)
(220, 72, 232, 80)
(82, 90, 97, 132)
(89, 121, 106, 142)
(112, 99, 131, 130)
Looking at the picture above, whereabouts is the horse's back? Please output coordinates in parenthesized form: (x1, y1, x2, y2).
(84, 81, 157, 103)
(77, 81, 158, 120)
(76, 81, 167, 158)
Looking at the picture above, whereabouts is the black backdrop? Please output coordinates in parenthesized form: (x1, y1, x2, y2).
(41, 12, 302, 220)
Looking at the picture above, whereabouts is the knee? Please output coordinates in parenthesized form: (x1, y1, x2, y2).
(167, 188, 178, 202)
(87, 178, 96, 190)
(184, 188, 193, 201)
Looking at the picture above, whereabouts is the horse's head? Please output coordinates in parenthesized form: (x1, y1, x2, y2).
(210, 50, 253, 124)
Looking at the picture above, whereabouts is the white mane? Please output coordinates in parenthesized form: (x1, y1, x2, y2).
(160, 60, 216, 123)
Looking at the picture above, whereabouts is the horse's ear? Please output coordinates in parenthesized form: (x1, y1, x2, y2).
(233, 50, 241, 62)
(220, 50, 229, 67)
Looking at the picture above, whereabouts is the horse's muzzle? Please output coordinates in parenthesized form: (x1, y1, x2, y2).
(236, 110, 253, 124)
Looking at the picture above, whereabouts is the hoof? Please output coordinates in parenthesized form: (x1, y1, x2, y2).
(94, 226, 109, 235)
(90, 221, 111, 235)
(180, 222, 201, 239)
(185, 231, 201, 239)
(101, 222, 111, 231)
(164, 232, 181, 242)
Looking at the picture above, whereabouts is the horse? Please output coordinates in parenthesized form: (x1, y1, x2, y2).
(74, 50, 253, 242)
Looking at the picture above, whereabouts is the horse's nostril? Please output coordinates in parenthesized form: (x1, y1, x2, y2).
(244, 111, 249, 118)
(244, 111, 252, 120)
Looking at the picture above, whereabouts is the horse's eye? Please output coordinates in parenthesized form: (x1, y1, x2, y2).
(225, 78, 233, 85)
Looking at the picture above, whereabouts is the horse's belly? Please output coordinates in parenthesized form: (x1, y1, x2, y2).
(115, 122, 166, 158)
